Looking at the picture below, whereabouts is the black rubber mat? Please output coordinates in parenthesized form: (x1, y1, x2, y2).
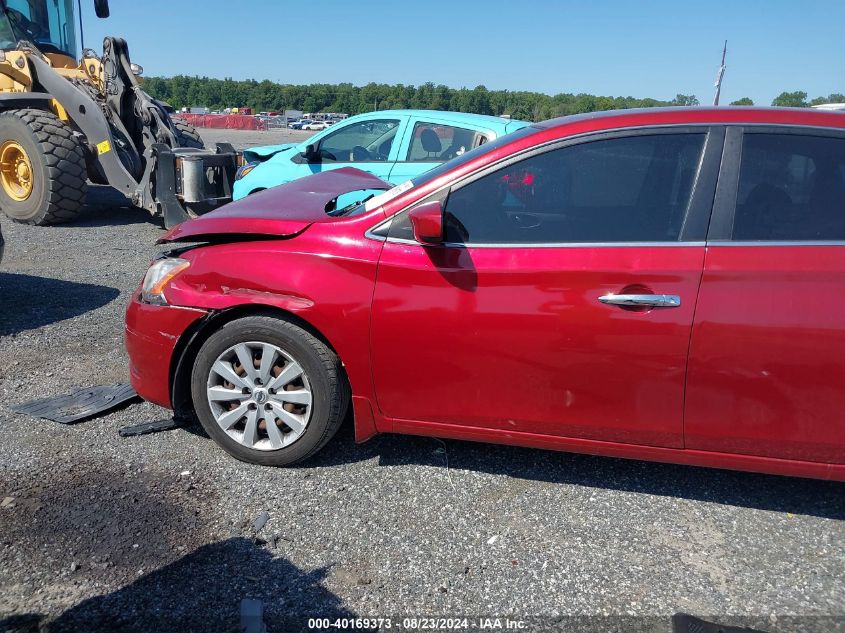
(12, 384, 140, 424)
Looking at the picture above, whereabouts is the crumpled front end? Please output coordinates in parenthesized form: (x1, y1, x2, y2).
(125, 297, 208, 408)
(162, 167, 392, 244)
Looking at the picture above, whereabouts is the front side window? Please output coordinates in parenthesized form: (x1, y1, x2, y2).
(0, 0, 77, 58)
(732, 133, 845, 240)
(317, 119, 400, 163)
(406, 123, 487, 162)
(442, 133, 706, 244)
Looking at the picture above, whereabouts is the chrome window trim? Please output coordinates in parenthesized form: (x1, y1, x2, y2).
(372, 234, 845, 248)
(381, 237, 707, 248)
(737, 123, 845, 136)
(708, 240, 845, 247)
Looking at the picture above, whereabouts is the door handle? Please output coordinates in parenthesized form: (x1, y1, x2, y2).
(598, 293, 681, 308)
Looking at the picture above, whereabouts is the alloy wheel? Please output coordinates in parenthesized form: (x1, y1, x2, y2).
(205, 341, 313, 451)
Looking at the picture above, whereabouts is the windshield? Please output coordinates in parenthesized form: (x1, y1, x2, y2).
(0, 0, 78, 57)
(345, 126, 542, 217)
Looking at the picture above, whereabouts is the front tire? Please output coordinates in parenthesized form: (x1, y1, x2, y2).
(173, 119, 204, 149)
(190, 316, 349, 466)
(0, 108, 87, 225)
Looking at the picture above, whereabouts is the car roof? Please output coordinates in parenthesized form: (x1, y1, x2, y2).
(535, 106, 845, 131)
(350, 109, 522, 129)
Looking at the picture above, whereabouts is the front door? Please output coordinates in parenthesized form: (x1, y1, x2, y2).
(371, 129, 721, 447)
(289, 117, 406, 183)
(685, 128, 845, 463)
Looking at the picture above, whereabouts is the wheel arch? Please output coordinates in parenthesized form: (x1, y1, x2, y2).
(169, 304, 348, 419)
(0, 93, 54, 111)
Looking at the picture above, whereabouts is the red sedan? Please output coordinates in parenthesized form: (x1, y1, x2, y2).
(125, 106, 845, 480)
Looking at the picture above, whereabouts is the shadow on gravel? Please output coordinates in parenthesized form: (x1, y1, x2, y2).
(306, 424, 845, 520)
(75, 186, 164, 229)
(0, 273, 119, 336)
(0, 538, 354, 633)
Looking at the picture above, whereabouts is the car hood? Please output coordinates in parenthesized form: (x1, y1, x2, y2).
(159, 167, 391, 243)
(242, 143, 298, 163)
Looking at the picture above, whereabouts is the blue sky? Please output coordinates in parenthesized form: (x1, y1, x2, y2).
(82, 0, 843, 105)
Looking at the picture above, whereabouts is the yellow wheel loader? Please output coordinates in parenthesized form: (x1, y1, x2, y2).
(0, 0, 237, 227)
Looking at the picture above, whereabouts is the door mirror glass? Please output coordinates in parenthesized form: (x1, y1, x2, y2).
(302, 143, 319, 163)
(409, 200, 444, 244)
(94, 0, 110, 18)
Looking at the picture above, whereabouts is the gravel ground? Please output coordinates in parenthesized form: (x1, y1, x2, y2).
(0, 128, 843, 633)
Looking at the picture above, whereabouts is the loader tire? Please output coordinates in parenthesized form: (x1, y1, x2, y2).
(0, 108, 87, 225)
(173, 120, 204, 149)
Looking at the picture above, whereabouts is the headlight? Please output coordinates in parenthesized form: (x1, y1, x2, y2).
(236, 161, 259, 181)
(141, 258, 190, 305)
(130, 62, 144, 76)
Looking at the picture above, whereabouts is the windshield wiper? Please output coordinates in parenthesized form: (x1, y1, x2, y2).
(327, 193, 376, 217)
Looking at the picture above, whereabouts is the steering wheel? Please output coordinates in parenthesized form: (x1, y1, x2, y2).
(349, 145, 372, 162)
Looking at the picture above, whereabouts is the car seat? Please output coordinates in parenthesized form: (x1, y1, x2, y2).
(735, 183, 793, 240)
(419, 128, 442, 159)
(807, 165, 845, 239)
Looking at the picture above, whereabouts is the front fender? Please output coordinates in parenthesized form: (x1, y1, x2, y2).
(163, 229, 389, 438)
(232, 164, 289, 200)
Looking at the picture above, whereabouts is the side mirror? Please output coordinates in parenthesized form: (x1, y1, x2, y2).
(94, 0, 110, 18)
(409, 200, 444, 244)
(301, 143, 319, 163)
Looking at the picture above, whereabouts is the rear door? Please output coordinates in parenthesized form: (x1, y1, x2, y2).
(389, 120, 493, 184)
(371, 127, 723, 447)
(685, 127, 845, 463)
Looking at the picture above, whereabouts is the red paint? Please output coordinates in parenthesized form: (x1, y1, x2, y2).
(161, 222, 388, 418)
(124, 298, 208, 407)
(352, 396, 378, 442)
(370, 243, 704, 448)
(408, 200, 444, 243)
(392, 418, 844, 481)
(685, 245, 845, 464)
(124, 107, 845, 480)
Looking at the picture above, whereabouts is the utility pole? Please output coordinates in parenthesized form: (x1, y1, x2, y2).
(713, 40, 727, 106)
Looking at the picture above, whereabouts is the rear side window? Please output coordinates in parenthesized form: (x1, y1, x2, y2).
(732, 133, 845, 240)
(406, 123, 487, 162)
(443, 133, 706, 244)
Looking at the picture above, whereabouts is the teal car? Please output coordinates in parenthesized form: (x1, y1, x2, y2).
(233, 109, 529, 200)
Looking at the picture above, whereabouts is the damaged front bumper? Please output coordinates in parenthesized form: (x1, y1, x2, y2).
(125, 296, 208, 408)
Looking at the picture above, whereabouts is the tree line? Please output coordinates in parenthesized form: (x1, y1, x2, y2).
(141, 76, 844, 121)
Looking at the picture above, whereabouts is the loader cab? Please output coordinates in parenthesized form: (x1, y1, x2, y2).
(0, 0, 108, 59)
(0, 0, 78, 57)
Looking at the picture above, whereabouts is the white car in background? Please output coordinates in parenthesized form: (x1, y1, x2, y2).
(303, 121, 333, 131)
